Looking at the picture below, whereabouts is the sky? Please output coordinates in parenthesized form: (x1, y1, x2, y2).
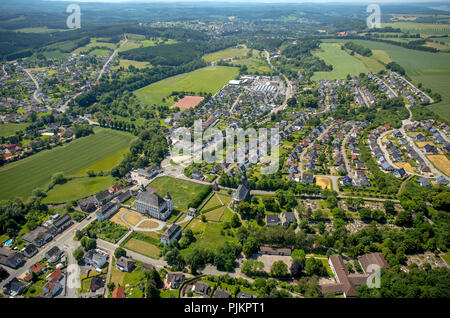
(48, 0, 450, 3)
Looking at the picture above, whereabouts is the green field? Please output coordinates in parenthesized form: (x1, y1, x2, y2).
(382, 22, 450, 34)
(312, 43, 370, 80)
(43, 175, 114, 204)
(202, 45, 249, 63)
(323, 39, 450, 122)
(231, 49, 273, 74)
(149, 176, 210, 211)
(0, 128, 134, 201)
(89, 49, 110, 57)
(115, 59, 151, 69)
(0, 122, 29, 137)
(134, 66, 239, 107)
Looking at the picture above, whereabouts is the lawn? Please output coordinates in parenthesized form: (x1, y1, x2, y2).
(43, 175, 114, 204)
(116, 59, 151, 69)
(134, 66, 239, 107)
(88, 49, 110, 57)
(312, 43, 369, 80)
(0, 122, 29, 137)
(202, 45, 250, 63)
(124, 238, 161, 259)
(183, 219, 238, 255)
(0, 127, 134, 201)
(149, 176, 211, 211)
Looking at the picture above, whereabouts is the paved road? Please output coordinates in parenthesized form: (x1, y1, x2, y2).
(24, 68, 42, 104)
(97, 34, 128, 81)
(0, 210, 98, 291)
(96, 239, 168, 270)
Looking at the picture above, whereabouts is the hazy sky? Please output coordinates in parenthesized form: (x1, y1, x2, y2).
(49, 0, 450, 3)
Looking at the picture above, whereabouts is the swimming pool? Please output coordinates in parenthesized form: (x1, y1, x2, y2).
(4, 239, 12, 247)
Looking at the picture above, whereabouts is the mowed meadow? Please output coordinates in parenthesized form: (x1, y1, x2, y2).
(0, 127, 135, 201)
(322, 39, 450, 122)
(134, 66, 239, 107)
(312, 43, 369, 80)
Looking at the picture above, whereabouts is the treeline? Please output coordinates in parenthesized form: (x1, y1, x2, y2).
(75, 59, 207, 107)
(0, 23, 210, 61)
(119, 38, 239, 66)
(343, 41, 372, 57)
(111, 126, 168, 178)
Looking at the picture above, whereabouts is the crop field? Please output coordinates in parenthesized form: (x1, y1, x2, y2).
(0, 128, 134, 201)
(323, 39, 450, 122)
(149, 176, 211, 211)
(202, 45, 250, 63)
(43, 175, 114, 204)
(427, 155, 450, 176)
(134, 66, 238, 107)
(382, 22, 450, 34)
(0, 122, 29, 137)
(312, 43, 369, 80)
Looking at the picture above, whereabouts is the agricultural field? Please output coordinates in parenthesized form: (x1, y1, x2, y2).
(142, 38, 177, 47)
(0, 127, 134, 201)
(43, 175, 114, 204)
(149, 176, 211, 211)
(312, 43, 369, 80)
(88, 48, 110, 57)
(134, 66, 239, 107)
(72, 38, 116, 55)
(202, 45, 249, 63)
(0, 122, 29, 137)
(323, 39, 450, 122)
(382, 22, 450, 34)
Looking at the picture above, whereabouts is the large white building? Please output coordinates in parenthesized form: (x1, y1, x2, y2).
(135, 187, 173, 220)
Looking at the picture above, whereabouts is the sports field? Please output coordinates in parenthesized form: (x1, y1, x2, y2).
(134, 66, 238, 107)
(149, 176, 210, 211)
(0, 128, 134, 201)
(312, 43, 369, 80)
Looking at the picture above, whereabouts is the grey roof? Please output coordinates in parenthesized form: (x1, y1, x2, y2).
(162, 224, 182, 240)
(136, 189, 166, 208)
(214, 288, 231, 298)
(46, 246, 61, 258)
(234, 183, 250, 202)
(116, 256, 135, 270)
(52, 214, 72, 229)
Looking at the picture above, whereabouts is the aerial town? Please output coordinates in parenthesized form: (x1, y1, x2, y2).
(0, 0, 449, 303)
